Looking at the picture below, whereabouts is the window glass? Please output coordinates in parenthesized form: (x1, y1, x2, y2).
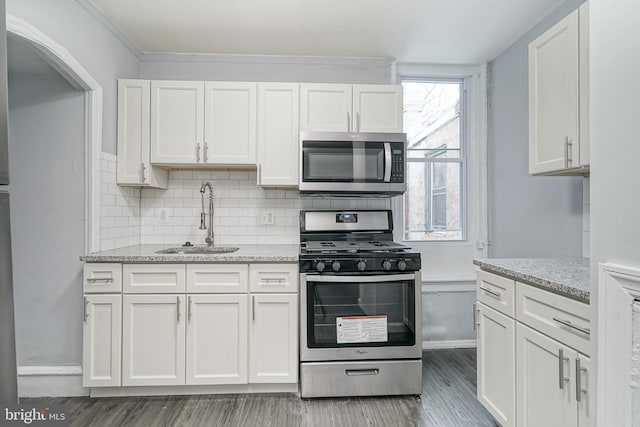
(402, 80, 464, 241)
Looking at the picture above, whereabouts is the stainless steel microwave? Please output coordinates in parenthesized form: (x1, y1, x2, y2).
(299, 132, 406, 196)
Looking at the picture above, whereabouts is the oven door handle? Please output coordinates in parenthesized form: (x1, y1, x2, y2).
(384, 142, 392, 183)
(304, 274, 415, 283)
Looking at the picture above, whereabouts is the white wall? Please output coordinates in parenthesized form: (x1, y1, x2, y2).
(590, 0, 640, 424)
(6, 0, 140, 154)
(487, 0, 586, 258)
(7, 72, 85, 366)
(140, 54, 392, 84)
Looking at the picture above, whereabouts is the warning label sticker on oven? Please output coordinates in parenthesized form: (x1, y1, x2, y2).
(336, 315, 388, 344)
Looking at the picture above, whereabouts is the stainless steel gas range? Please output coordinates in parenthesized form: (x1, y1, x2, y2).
(298, 209, 422, 398)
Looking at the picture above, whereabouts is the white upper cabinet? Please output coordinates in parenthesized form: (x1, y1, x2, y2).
(204, 82, 257, 165)
(150, 80, 205, 165)
(116, 80, 168, 188)
(529, 3, 589, 175)
(300, 84, 352, 132)
(300, 83, 403, 133)
(352, 85, 403, 133)
(257, 83, 300, 187)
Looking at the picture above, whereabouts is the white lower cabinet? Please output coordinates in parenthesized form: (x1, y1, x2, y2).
(84, 262, 298, 392)
(249, 293, 298, 383)
(122, 294, 186, 386)
(516, 323, 577, 427)
(476, 271, 590, 427)
(186, 294, 248, 385)
(477, 303, 515, 427)
(82, 294, 122, 387)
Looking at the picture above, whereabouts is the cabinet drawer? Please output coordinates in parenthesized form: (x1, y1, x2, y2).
(186, 264, 249, 293)
(123, 264, 186, 293)
(476, 270, 515, 317)
(249, 263, 298, 293)
(83, 263, 122, 293)
(516, 283, 590, 355)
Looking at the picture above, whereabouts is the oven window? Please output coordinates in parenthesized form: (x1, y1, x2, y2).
(306, 278, 416, 348)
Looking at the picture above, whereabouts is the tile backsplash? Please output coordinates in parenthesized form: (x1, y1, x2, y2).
(100, 164, 390, 249)
(100, 153, 141, 250)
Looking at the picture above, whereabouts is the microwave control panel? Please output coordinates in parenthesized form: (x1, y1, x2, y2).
(391, 149, 404, 183)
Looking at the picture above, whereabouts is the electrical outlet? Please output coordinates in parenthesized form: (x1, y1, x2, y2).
(158, 208, 170, 224)
(260, 210, 275, 225)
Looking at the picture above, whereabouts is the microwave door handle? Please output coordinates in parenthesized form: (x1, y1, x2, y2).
(384, 143, 392, 182)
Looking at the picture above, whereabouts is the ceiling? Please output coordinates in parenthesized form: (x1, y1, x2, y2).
(87, 0, 566, 64)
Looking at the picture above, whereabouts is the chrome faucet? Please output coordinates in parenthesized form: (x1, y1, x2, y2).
(199, 182, 215, 246)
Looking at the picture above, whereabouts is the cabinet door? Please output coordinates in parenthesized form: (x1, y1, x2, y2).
(117, 79, 168, 188)
(117, 79, 148, 185)
(516, 322, 577, 427)
(477, 303, 515, 427)
(82, 294, 121, 387)
(257, 83, 300, 187)
(578, 2, 590, 168)
(300, 84, 352, 132)
(186, 294, 248, 385)
(249, 294, 298, 383)
(528, 10, 579, 174)
(204, 82, 256, 164)
(150, 80, 204, 165)
(352, 85, 403, 133)
(577, 353, 590, 426)
(122, 294, 186, 386)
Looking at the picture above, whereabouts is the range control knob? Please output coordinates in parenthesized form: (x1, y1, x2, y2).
(315, 261, 326, 272)
(382, 260, 392, 271)
(332, 261, 341, 272)
(357, 260, 367, 272)
(397, 260, 407, 271)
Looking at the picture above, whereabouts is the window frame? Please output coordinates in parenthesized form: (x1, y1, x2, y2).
(400, 77, 468, 243)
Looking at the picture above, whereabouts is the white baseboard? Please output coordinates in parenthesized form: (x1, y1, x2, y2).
(422, 339, 477, 350)
(18, 366, 88, 398)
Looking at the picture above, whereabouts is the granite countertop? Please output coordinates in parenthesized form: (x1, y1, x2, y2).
(473, 258, 590, 302)
(81, 244, 299, 263)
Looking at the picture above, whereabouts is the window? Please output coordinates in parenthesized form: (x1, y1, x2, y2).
(402, 80, 464, 241)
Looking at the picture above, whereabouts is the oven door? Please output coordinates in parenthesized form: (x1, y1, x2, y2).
(300, 272, 422, 361)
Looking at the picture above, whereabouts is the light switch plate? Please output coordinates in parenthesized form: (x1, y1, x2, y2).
(158, 208, 170, 224)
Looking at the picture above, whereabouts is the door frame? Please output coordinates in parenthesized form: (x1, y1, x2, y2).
(7, 15, 102, 252)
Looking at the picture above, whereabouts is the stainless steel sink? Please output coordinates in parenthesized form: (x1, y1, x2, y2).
(155, 246, 239, 255)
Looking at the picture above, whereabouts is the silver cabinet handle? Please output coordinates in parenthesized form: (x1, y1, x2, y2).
(196, 143, 201, 163)
(576, 357, 587, 401)
(252, 295, 256, 322)
(86, 277, 113, 283)
(141, 162, 147, 183)
(203, 142, 208, 163)
(564, 137, 573, 168)
(83, 297, 89, 322)
(347, 112, 351, 132)
(479, 286, 501, 299)
(558, 349, 569, 389)
(473, 303, 478, 331)
(176, 296, 181, 322)
(261, 278, 286, 283)
(345, 369, 379, 376)
(188, 296, 192, 322)
(356, 112, 360, 132)
(553, 317, 590, 335)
